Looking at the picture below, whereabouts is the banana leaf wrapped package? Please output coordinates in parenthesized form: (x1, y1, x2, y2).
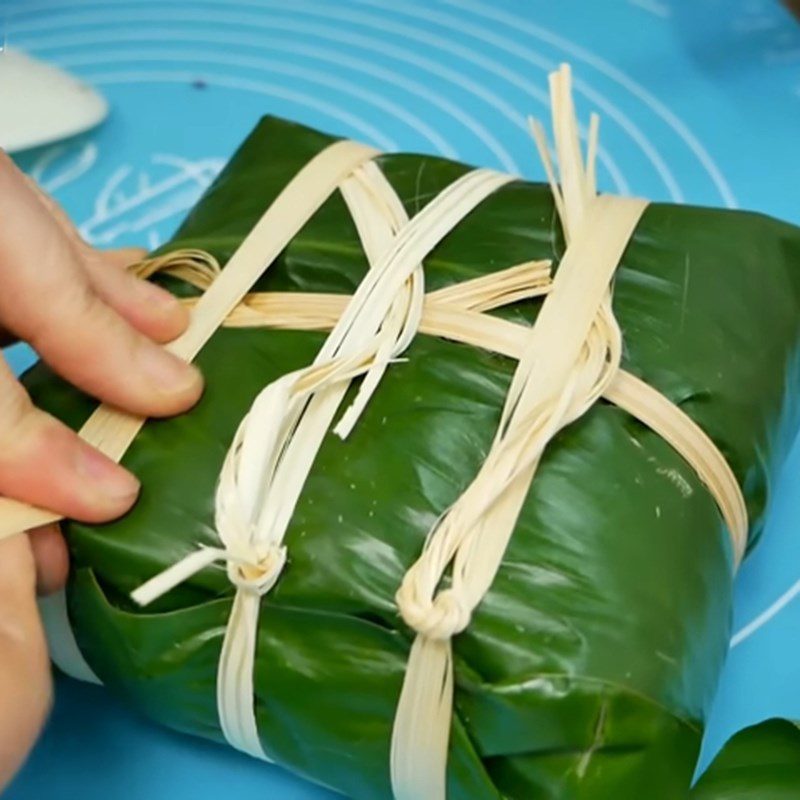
(5, 67, 800, 799)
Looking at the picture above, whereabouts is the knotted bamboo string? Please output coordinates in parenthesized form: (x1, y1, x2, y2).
(132, 164, 518, 758)
(390, 69, 647, 799)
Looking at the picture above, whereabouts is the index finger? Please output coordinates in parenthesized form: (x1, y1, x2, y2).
(0, 153, 203, 418)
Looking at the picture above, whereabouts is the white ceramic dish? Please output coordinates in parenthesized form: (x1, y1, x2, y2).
(0, 48, 108, 153)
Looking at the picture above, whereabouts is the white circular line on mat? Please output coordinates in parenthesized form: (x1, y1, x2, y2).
(13, 0, 677, 191)
(10, 0, 649, 185)
(217, 0, 637, 192)
(11, 4, 517, 172)
(730, 577, 800, 648)
(627, 0, 671, 18)
(52, 46, 457, 158)
(341, 0, 683, 201)
(84, 70, 398, 150)
(157, 0, 665, 197)
(236, 10, 630, 191)
(437, 0, 738, 207)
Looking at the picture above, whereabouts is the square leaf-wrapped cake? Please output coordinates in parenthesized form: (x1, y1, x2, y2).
(12, 68, 800, 799)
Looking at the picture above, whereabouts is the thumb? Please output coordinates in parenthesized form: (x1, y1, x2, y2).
(0, 534, 51, 791)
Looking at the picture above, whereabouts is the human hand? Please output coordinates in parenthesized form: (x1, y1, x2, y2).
(0, 150, 203, 787)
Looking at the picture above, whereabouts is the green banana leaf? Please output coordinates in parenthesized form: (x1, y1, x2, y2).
(691, 719, 800, 799)
(24, 117, 800, 799)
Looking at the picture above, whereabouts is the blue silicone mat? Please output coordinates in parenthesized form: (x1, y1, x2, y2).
(4, 1, 800, 796)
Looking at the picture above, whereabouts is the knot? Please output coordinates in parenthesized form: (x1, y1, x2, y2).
(226, 543, 287, 596)
(130, 541, 288, 607)
(397, 588, 472, 642)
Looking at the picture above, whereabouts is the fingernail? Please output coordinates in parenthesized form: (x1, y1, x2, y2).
(140, 346, 201, 394)
(76, 447, 140, 502)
